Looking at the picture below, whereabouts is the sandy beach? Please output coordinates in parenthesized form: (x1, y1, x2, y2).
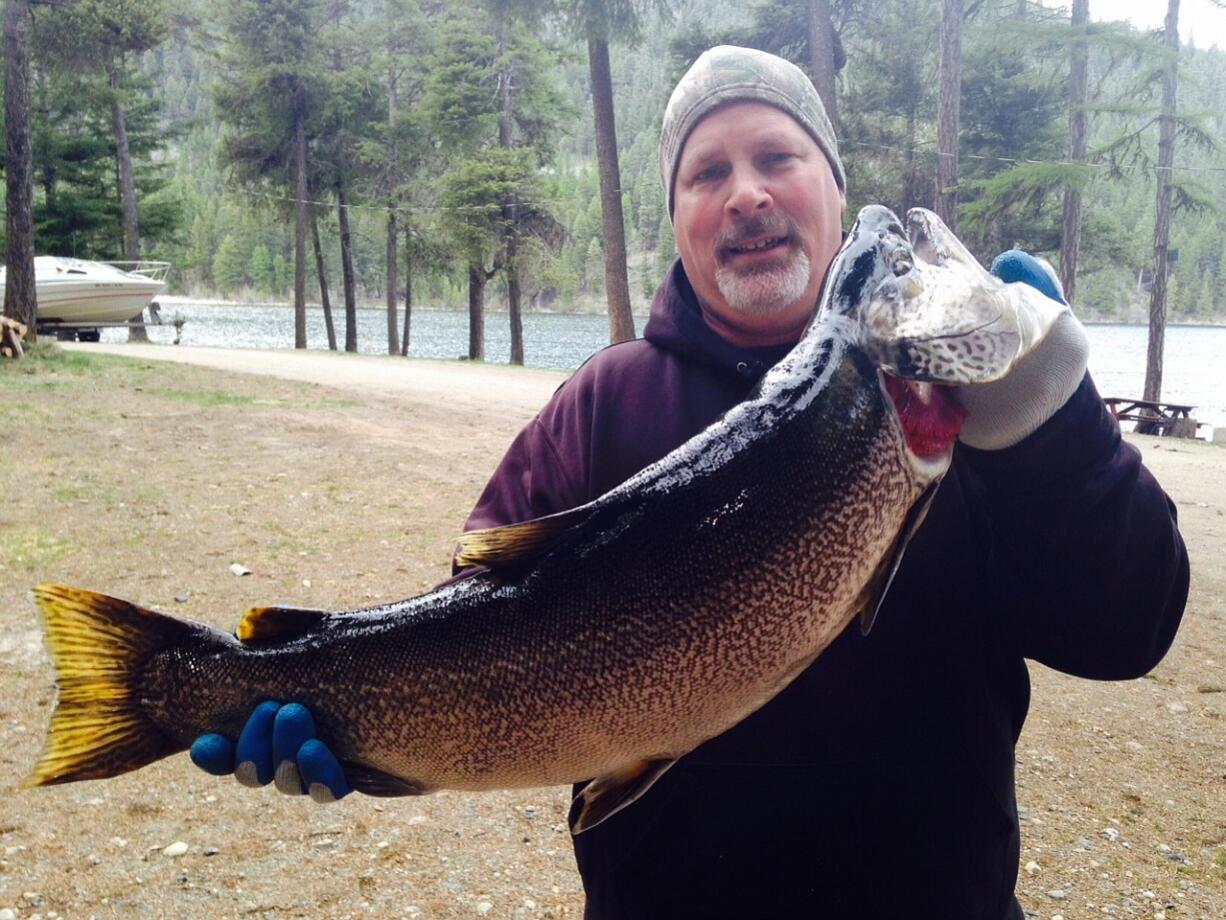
(0, 342, 1222, 919)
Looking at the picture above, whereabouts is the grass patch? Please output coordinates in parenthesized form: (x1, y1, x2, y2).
(2, 530, 71, 572)
(159, 388, 362, 410)
(1, 344, 361, 410)
(0, 341, 152, 394)
(0, 341, 126, 376)
(52, 478, 113, 503)
(160, 388, 264, 408)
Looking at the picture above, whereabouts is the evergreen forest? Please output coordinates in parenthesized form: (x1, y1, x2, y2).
(3, 0, 1226, 354)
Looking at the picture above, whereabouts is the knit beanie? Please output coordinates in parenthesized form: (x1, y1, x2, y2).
(659, 45, 845, 219)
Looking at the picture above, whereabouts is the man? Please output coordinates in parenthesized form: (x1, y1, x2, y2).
(193, 46, 1188, 919)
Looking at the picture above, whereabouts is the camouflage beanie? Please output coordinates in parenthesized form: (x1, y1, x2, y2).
(659, 45, 845, 219)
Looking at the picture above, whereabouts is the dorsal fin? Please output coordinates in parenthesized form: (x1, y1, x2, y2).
(237, 606, 332, 642)
(454, 505, 590, 570)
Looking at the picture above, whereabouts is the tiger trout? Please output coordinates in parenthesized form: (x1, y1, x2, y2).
(27, 206, 1069, 833)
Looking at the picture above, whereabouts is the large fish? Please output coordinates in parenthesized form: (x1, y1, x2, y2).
(27, 206, 1067, 833)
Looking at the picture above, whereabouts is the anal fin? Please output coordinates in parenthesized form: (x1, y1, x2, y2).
(570, 757, 676, 835)
(341, 761, 433, 797)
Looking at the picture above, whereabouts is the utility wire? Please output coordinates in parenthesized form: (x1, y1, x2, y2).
(216, 139, 1226, 216)
(842, 139, 1226, 174)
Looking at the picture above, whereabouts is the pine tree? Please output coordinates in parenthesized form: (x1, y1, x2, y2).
(425, 6, 566, 361)
(215, 0, 324, 348)
(212, 233, 248, 294)
(249, 244, 275, 295)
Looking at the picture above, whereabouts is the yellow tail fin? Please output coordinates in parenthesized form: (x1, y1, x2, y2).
(25, 583, 189, 787)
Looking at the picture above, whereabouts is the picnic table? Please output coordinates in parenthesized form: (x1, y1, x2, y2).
(1102, 396, 1202, 438)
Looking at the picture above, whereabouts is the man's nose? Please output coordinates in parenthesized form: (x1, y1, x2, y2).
(725, 166, 771, 216)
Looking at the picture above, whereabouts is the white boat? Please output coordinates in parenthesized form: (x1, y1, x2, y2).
(0, 256, 170, 337)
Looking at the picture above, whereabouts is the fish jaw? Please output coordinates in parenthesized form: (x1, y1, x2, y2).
(856, 207, 1069, 386)
(878, 370, 966, 463)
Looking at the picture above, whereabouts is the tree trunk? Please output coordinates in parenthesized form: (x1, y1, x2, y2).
(587, 37, 635, 344)
(310, 206, 337, 351)
(110, 67, 148, 342)
(401, 232, 412, 356)
(1144, 0, 1180, 405)
(386, 211, 399, 354)
(935, 0, 963, 229)
(806, 0, 840, 131)
(3, 0, 37, 338)
(293, 94, 308, 349)
(1059, 0, 1090, 302)
(508, 243, 524, 366)
(496, 22, 524, 366)
(338, 179, 358, 353)
(385, 53, 399, 355)
(468, 262, 485, 361)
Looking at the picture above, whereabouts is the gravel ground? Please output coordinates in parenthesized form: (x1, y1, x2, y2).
(0, 343, 1222, 920)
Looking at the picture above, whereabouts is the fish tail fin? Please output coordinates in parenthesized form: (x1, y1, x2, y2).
(25, 583, 191, 788)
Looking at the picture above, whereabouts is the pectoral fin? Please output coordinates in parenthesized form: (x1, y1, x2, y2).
(858, 481, 940, 636)
(570, 757, 677, 835)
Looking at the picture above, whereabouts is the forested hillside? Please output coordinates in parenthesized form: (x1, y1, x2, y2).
(3, 0, 1225, 332)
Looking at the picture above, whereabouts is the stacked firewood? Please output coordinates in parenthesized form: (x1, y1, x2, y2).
(1, 316, 28, 359)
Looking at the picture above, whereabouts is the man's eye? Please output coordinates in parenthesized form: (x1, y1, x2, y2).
(692, 165, 726, 183)
(763, 152, 793, 166)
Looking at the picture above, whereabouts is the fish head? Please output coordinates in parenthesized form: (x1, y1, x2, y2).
(858, 207, 1069, 386)
(815, 205, 1070, 461)
(812, 205, 964, 464)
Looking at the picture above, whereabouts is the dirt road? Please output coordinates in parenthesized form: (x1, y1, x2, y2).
(63, 343, 568, 416)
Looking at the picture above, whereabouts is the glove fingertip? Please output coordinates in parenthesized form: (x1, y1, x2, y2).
(189, 733, 236, 776)
(273, 702, 317, 769)
(990, 250, 1066, 305)
(235, 700, 281, 785)
(298, 738, 351, 802)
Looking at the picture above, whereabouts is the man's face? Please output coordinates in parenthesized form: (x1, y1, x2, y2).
(671, 101, 846, 347)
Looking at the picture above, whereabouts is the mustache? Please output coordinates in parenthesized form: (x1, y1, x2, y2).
(715, 214, 799, 253)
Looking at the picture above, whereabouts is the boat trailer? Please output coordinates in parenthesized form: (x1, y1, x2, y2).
(37, 303, 185, 344)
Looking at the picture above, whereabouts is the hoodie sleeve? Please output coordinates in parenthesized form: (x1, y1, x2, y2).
(957, 374, 1189, 679)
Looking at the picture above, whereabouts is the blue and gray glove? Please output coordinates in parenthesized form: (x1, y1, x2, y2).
(957, 250, 1090, 450)
(190, 701, 351, 803)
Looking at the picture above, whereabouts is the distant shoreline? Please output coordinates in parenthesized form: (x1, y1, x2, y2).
(158, 294, 627, 318)
(156, 296, 1225, 328)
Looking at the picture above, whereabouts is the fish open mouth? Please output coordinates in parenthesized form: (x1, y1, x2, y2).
(879, 371, 967, 459)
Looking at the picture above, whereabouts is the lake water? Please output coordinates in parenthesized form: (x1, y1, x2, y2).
(105, 302, 1226, 436)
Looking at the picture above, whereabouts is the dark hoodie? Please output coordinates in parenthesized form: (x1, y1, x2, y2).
(462, 261, 1188, 920)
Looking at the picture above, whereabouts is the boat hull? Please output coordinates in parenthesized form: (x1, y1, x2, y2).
(1, 257, 169, 326)
(35, 282, 166, 324)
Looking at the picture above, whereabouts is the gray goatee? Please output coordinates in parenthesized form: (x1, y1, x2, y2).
(714, 216, 812, 316)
